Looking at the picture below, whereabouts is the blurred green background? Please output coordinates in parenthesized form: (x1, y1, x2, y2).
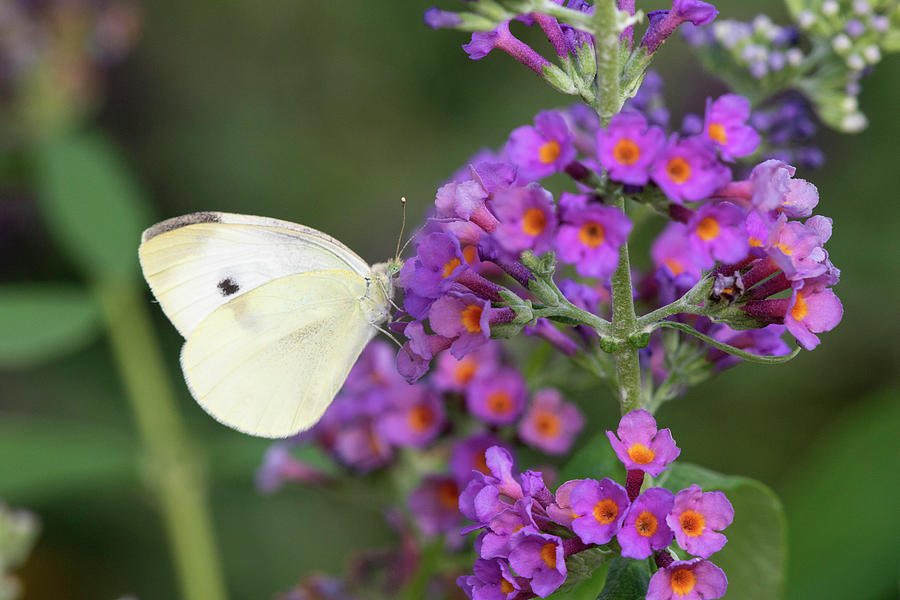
(1, 0, 898, 598)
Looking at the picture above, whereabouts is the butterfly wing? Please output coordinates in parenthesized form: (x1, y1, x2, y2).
(138, 212, 371, 337)
(180, 270, 382, 438)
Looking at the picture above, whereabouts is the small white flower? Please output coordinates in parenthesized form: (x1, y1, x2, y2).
(786, 48, 805, 66)
(797, 11, 816, 29)
(832, 33, 852, 52)
(841, 96, 859, 112)
(846, 54, 865, 70)
(863, 45, 882, 64)
(841, 112, 867, 132)
(822, 0, 839, 16)
(852, 0, 872, 15)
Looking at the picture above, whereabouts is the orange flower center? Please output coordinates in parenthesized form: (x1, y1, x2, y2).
(437, 480, 460, 510)
(696, 216, 721, 241)
(679, 510, 706, 537)
(708, 122, 727, 144)
(474, 451, 490, 475)
(627, 443, 656, 464)
(407, 404, 435, 433)
(500, 579, 515, 594)
(534, 412, 561, 438)
(593, 498, 619, 524)
(666, 157, 692, 184)
(748, 237, 763, 247)
(540, 542, 557, 568)
(462, 244, 479, 264)
(522, 207, 548, 236)
(487, 391, 514, 415)
(774, 241, 793, 256)
(578, 222, 606, 248)
(539, 140, 561, 164)
(670, 568, 696, 595)
(442, 257, 461, 278)
(461, 305, 483, 333)
(453, 359, 477, 385)
(635, 510, 659, 537)
(791, 291, 809, 321)
(613, 138, 641, 165)
(664, 258, 685, 275)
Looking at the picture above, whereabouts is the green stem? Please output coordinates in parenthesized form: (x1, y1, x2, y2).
(634, 276, 713, 330)
(609, 197, 643, 415)
(593, 0, 623, 127)
(95, 279, 228, 600)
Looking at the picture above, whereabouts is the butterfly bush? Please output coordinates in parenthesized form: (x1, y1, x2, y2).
(262, 1, 898, 597)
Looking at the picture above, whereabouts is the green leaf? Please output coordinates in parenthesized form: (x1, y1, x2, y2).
(0, 284, 100, 368)
(547, 548, 614, 599)
(596, 557, 650, 600)
(783, 386, 900, 600)
(35, 129, 150, 280)
(657, 464, 786, 600)
(558, 431, 625, 485)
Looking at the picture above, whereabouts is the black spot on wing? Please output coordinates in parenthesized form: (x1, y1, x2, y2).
(217, 278, 240, 296)
(141, 212, 221, 242)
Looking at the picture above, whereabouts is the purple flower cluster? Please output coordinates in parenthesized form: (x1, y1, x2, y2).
(457, 410, 732, 599)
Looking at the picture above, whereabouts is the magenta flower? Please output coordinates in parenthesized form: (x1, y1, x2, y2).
(785, 277, 843, 350)
(430, 293, 513, 359)
(703, 94, 760, 159)
(640, 0, 719, 53)
(569, 478, 630, 545)
(651, 136, 731, 203)
(666, 484, 734, 558)
(256, 443, 327, 492)
(343, 340, 405, 393)
(463, 21, 551, 75)
(687, 201, 749, 267)
(556, 193, 633, 279)
(491, 184, 558, 255)
(507, 529, 567, 597)
(423, 8, 461, 29)
(466, 368, 527, 425)
(652, 222, 703, 285)
(480, 498, 539, 559)
(606, 409, 681, 477)
(433, 342, 500, 393)
(518, 388, 584, 454)
(618, 487, 675, 559)
(435, 178, 499, 233)
(597, 110, 666, 185)
(504, 110, 576, 181)
(450, 434, 511, 486)
(396, 320, 451, 382)
(546, 478, 583, 528)
(457, 558, 524, 600)
(377, 386, 445, 448)
(647, 558, 728, 600)
(408, 475, 462, 537)
(766, 215, 829, 281)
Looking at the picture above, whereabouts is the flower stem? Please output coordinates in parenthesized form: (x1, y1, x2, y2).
(594, 0, 623, 127)
(95, 279, 228, 600)
(608, 197, 643, 415)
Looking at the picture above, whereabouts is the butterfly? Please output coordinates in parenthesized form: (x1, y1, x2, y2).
(138, 211, 399, 438)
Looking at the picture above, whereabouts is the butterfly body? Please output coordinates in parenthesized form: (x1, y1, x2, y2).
(139, 212, 395, 438)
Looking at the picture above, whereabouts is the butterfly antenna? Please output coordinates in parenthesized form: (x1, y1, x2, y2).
(371, 322, 404, 350)
(394, 197, 407, 263)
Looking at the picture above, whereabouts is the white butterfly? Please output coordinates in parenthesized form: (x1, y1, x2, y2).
(138, 212, 397, 438)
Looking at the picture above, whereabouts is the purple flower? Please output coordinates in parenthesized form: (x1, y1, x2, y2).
(433, 342, 500, 393)
(687, 201, 749, 267)
(569, 478, 630, 545)
(666, 484, 734, 558)
(491, 184, 558, 254)
(343, 340, 406, 393)
(641, 0, 719, 53)
(424, 8, 462, 29)
(430, 293, 513, 359)
(651, 136, 731, 203)
(450, 434, 512, 486)
(647, 558, 728, 600)
(703, 94, 760, 159)
(518, 388, 584, 454)
(504, 111, 576, 181)
(332, 420, 393, 473)
(597, 111, 666, 185)
(607, 410, 681, 477)
(652, 223, 702, 285)
(396, 320, 451, 382)
(400, 231, 467, 298)
(463, 21, 551, 75)
(377, 386, 445, 448)
(435, 179, 499, 233)
(766, 215, 829, 281)
(556, 193, 633, 279)
(256, 443, 327, 492)
(547, 478, 582, 527)
(459, 446, 524, 524)
(409, 476, 462, 537)
(724, 158, 817, 217)
(785, 277, 843, 350)
(480, 498, 539, 559)
(508, 530, 567, 597)
(466, 368, 527, 425)
(618, 487, 675, 559)
(457, 558, 523, 600)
